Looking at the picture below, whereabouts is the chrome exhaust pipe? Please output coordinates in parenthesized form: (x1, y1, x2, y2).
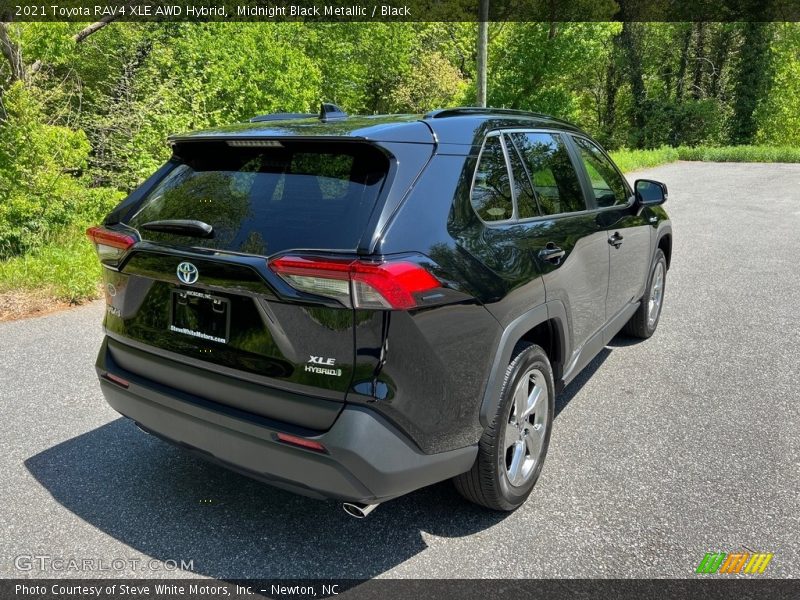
(342, 502, 380, 518)
(134, 422, 150, 435)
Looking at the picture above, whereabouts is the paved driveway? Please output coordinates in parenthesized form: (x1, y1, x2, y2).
(1, 162, 798, 579)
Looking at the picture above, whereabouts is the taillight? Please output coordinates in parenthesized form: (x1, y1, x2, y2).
(86, 226, 136, 262)
(268, 255, 440, 310)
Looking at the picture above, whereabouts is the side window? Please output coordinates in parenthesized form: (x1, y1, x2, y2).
(572, 136, 629, 208)
(508, 132, 586, 216)
(505, 137, 539, 219)
(471, 135, 513, 222)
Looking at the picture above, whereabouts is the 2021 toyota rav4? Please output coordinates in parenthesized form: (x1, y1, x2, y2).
(88, 105, 671, 517)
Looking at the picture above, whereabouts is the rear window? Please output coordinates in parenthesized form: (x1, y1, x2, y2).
(127, 141, 390, 255)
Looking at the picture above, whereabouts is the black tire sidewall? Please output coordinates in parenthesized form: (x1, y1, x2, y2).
(493, 346, 555, 506)
(643, 250, 667, 336)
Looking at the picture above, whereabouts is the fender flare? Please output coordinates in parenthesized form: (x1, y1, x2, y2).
(479, 301, 570, 428)
(654, 221, 673, 267)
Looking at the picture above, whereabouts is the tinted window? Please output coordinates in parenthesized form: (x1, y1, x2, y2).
(471, 135, 513, 222)
(506, 137, 539, 219)
(127, 141, 389, 255)
(509, 132, 586, 216)
(572, 136, 629, 207)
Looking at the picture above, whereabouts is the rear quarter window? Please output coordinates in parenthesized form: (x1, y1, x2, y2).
(470, 135, 513, 222)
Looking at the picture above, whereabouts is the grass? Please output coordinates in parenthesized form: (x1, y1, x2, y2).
(611, 144, 800, 172)
(609, 147, 680, 173)
(674, 145, 800, 163)
(0, 230, 102, 304)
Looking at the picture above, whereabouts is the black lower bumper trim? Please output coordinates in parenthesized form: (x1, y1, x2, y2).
(96, 342, 477, 503)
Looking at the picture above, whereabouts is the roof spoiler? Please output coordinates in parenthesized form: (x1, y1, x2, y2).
(249, 103, 348, 124)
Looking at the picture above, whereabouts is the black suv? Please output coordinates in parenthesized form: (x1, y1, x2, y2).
(88, 105, 671, 517)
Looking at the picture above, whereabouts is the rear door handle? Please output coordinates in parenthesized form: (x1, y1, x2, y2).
(608, 232, 624, 248)
(538, 243, 566, 263)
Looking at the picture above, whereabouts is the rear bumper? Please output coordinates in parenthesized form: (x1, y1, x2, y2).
(96, 338, 476, 503)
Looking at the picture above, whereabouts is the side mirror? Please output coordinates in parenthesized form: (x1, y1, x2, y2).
(634, 179, 668, 207)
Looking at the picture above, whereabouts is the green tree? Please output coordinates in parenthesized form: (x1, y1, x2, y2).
(0, 82, 120, 257)
(730, 22, 773, 144)
(488, 22, 620, 125)
(755, 24, 800, 146)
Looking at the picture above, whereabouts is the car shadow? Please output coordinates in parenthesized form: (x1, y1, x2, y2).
(555, 347, 612, 418)
(25, 418, 507, 580)
(606, 333, 646, 348)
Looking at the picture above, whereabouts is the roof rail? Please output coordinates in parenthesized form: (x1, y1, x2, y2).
(249, 103, 349, 124)
(424, 107, 571, 125)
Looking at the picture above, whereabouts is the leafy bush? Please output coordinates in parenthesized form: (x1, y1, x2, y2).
(0, 82, 122, 258)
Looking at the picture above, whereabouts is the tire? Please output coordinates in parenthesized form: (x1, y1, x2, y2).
(454, 343, 554, 511)
(623, 248, 667, 339)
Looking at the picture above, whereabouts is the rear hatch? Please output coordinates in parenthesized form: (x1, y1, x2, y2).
(95, 138, 417, 430)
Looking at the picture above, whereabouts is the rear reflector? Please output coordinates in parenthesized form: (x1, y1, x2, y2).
(276, 432, 326, 452)
(102, 373, 130, 388)
(269, 255, 440, 310)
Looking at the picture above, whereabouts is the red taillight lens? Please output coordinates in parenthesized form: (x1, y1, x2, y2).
(276, 432, 326, 453)
(268, 255, 440, 310)
(86, 226, 136, 262)
(86, 226, 135, 249)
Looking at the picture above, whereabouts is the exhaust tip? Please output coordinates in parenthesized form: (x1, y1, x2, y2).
(342, 502, 379, 519)
(134, 422, 151, 435)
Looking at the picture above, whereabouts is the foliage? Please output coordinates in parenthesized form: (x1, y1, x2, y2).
(1, 21, 800, 304)
(392, 50, 468, 112)
(0, 227, 102, 302)
(488, 22, 621, 125)
(0, 82, 122, 258)
(730, 23, 773, 144)
(755, 24, 800, 146)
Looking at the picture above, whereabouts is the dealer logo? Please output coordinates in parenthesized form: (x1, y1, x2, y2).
(696, 550, 773, 574)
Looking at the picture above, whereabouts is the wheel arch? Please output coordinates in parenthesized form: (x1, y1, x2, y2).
(479, 302, 570, 428)
(657, 232, 672, 270)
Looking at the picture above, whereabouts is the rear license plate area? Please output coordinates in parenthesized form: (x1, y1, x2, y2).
(170, 289, 230, 344)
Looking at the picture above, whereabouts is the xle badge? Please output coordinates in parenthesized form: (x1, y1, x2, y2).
(305, 356, 342, 377)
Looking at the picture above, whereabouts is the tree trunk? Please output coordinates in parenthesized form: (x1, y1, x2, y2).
(709, 26, 734, 99)
(1, 16, 120, 83)
(0, 23, 26, 82)
(620, 22, 647, 147)
(691, 22, 706, 99)
(601, 37, 622, 143)
(675, 25, 692, 102)
(731, 23, 773, 144)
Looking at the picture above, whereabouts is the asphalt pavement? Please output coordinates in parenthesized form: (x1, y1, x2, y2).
(1, 162, 798, 579)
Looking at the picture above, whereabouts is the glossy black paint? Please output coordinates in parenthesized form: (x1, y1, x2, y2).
(105, 250, 358, 401)
(92, 109, 672, 499)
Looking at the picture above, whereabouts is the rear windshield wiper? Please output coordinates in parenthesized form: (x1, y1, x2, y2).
(140, 219, 214, 238)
